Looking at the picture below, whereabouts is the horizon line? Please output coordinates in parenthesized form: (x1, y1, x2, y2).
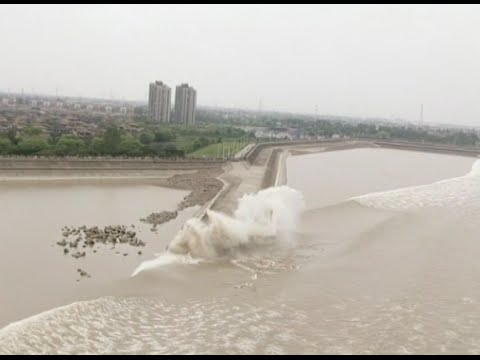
(0, 89, 478, 130)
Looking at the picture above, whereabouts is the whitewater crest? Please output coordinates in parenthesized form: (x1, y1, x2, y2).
(352, 159, 480, 212)
(132, 186, 305, 276)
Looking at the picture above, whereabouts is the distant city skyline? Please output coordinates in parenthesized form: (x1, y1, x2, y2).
(0, 86, 419, 123)
(1, 87, 476, 130)
(2, 5, 480, 126)
(0, 86, 415, 120)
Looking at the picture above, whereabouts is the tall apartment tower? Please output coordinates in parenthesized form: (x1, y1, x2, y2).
(174, 83, 196, 124)
(148, 81, 171, 122)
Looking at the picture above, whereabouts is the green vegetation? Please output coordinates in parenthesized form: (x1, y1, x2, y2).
(54, 135, 85, 156)
(0, 137, 12, 154)
(2, 108, 479, 159)
(16, 135, 50, 155)
(198, 109, 480, 148)
(0, 122, 255, 158)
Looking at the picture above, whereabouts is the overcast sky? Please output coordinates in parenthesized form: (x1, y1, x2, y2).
(1, 4, 480, 125)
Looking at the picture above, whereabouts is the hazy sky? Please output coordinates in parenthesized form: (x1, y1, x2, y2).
(1, 4, 480, 125)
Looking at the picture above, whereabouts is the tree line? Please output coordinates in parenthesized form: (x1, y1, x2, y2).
(0, 123, 254, 157)
(200, 110, 480, 147)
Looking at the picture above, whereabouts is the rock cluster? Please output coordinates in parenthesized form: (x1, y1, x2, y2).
(75, 268, 91, 281)
(72, 251, 86, 259)
(57, 225, 145, 258)
(140, 210, 178, 229)
(77, 268, 91, 278)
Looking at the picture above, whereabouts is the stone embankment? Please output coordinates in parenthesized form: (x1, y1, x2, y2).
(139, 167, 225, 231)
(0, 157, 225, 171)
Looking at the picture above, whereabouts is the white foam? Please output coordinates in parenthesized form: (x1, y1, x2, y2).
(0, 296, 311, 355)
(352, 159, 480, 212)
(132, 186, 305, 276)
(131, 253, 201, 277)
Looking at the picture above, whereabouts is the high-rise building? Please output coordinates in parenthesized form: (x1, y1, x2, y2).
(174, 83, 196, 125)
(148, 81, 171, 122)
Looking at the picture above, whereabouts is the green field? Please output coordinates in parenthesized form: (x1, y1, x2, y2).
(188, 140, 250, 159)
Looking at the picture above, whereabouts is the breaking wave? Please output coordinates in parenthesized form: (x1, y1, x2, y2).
(0, 296, 314, 355)
(352, 158, 480, 212)
(132, 186, 305, 276)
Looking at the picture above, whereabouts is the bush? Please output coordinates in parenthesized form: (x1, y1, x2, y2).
(16, 136, 50, 155)
(119, 135, 144, 156)
(0, 138, 12, 154)
(54, 135, 85, 156)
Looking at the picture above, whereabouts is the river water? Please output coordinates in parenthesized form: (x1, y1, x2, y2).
(1, 148, 480, 354)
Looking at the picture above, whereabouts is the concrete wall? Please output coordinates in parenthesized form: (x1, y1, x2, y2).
(260, 148, 282, 189)
(374, 141, 480, 157)
(244, 139, 345, 165)
(0, 158, 225, 171)
(245, 138, 480, 166)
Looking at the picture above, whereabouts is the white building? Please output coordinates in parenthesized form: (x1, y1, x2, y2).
(254, 128, 293, 140)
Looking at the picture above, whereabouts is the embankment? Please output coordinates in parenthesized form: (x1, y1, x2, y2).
(205, 139, 480, 215)
(0, 157, 224, 173)
(1, 139, 478, 217)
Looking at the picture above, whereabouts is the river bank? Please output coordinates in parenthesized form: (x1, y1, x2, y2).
(1, 139, 478, 218)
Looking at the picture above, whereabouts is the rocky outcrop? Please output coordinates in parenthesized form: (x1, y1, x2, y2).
(165, 168, 224, 210)
(140, 168, 225, 232)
